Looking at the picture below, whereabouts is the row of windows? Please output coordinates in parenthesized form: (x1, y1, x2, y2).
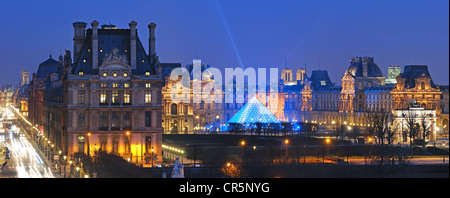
(79, 82, 151, 88)
(77, 111, 154, 128)
(77, 90, 152, 105)
(77, 135, 153, 154)
(78, 71, 152, 76)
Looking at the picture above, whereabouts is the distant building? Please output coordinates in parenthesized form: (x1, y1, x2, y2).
(385, 65, 401, 84)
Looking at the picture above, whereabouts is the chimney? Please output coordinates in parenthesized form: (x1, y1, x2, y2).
(129, 21, 138, 70)
(73, 22, 87, 64)
(363, 57, 368, 77)
(91, 20, 99, 69)
(148, 23, 157, 59)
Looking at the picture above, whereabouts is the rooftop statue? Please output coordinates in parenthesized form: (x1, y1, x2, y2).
(102, 48, 129, 66)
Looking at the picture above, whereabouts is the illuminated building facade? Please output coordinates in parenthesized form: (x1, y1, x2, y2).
(64, 21, 164, 164)
(27, 21, 164, 165)
(278, 57, 448, 141)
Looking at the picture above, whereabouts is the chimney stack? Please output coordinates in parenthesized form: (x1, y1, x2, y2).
(129, 21, 138, 70)
(73, 22, 87, 64)
(148, 23, 157, 59)
(91, 20, 99, 70)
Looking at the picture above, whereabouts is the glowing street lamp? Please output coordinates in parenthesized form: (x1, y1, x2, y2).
(443, 142, 446, 164)
(285, 139, 289, 164)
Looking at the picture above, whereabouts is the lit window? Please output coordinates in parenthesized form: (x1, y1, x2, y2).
(112, 91, 119, 104)
(142, 59, 145, 63)
(100, 49, 103, 53)
(124, 91, 131, 104)
(124, 83, 130, 88)
(100, 83, 107, 88)
(146, 83, 151, 88)
(112, 83, 118, 88)
(145, 90, 152, 104)
(79, 83, 85, 88)
(102, 72, 107, 77)
(100, 91, 107, 104)
(79, 71, 84, 76)
(123, 72, 128, 77)
(145, 71, 150, 76)
(83, 59, 86, 63)
(113, 72, 118, 77)
(321, 81, 326, 86)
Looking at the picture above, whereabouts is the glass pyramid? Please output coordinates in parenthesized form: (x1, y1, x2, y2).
(227, 96, 281, 125)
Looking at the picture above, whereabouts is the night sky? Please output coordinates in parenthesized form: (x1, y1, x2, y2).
(0, 0, 448, 86)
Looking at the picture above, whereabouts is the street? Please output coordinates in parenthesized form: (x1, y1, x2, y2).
(0, 127, 55, 178)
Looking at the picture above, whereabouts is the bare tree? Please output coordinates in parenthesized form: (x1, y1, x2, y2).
(365, 109, 393, 146)
(419, 113, 433, 147)
(402, 110, 419, 148)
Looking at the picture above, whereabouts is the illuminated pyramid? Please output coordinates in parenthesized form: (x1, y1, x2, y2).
(227, 96, 281, 125)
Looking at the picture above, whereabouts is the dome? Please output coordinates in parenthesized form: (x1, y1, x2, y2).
(345, 57, 383, 77)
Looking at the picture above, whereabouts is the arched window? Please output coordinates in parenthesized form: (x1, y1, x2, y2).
(124, 136, 131, 153)
(171, 103, 178, 115)
(421, 82, 426, 90)
(112, 136, 119, 154)
(100, 136, 107, 151)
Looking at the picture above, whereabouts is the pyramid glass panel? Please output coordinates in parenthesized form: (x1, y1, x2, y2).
(227, 97, 281, 125)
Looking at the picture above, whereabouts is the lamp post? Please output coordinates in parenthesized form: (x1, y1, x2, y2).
(135, 144, 139, 164)
(443, 142, 446, 164)
(63, 155, 67, 178)
(87, 132, 91, 156)
(285, 139, 289, 164)
(76, 166, 80, 178)
(69, 160, 72, 178)
(58, 150, 62, 175)
(240, 140, 246, 163)
(325, 138, 330, 163)
(151, 147, 154, 167)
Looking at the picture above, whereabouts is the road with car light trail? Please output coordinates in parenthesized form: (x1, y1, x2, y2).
(0, 126, 55, 178)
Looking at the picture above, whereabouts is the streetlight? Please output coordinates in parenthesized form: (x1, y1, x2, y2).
(63, 155, 67, 178)
(87, 132, 91, 156)
(443, 142, 446, 164)
(69, 160, 73, 178)
(285, 139, 289, 164)
(240, 140, 246, 162)
(76, 166, 80, 178)
(324, 138, 330, 164)
(151, 147, 154, 167)
(135, 144, 139, 164)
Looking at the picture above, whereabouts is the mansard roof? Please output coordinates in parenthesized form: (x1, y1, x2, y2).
(400, 65, 437, 88)
(309, 70, 332, 90)
(72, 27, 153, 76)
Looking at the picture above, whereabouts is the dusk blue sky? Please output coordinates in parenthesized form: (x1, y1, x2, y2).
(0, 0, 448, 86)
